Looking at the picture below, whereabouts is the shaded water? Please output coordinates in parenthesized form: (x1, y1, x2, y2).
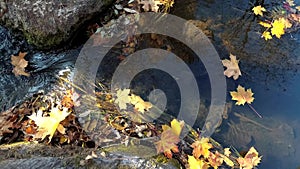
(0, 0, 299, 168)
(176, 0, 300, 168)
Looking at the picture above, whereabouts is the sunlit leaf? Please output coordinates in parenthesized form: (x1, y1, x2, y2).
(230, 85, 254, 105)
(129, 94, 152, 113)
(237, 147, 262, 169)
(261, 31, 272, 40)
(271, 18, 285, 38)
(259, 21, 272, 28)
(191, 137, 213, 159)
(139, 0, 163, 12)
(252, 5, 266, 16)
(188, 155, 209, 169)
(28, 107, 70, 142)
(115, 89, 131, 110)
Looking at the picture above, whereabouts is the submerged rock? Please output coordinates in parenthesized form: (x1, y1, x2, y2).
(0, 0, 114, 49)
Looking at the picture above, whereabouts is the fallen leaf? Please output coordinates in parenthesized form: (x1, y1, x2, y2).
(139, 0, 162, 12)
(28, 107, 70, 142)
(237, 147, 262, 169)
(222, 53, 242, 80)
(208, 151, 223, 169)
(129, 94, 152, 113)
(252, 5, 266, 16)
(61, 89, 81, 108)
(11, 52, 30, 77)
(259, 21, 272, 28)
(191, 137, 213, 159)
(230, 85, 254, 105)
(261, 31, 272, 40)
(286, 0, 295, 6)
(271, 18, 285, 38)
(188, 155, 209, 169)
(115, 89, 131, 110)
(155, 119, 184, 158)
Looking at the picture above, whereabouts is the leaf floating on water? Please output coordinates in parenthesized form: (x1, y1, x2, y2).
(222, 53, 241, 80)
(237, 147, 262, 169)
(230, 85, 254, 105)
(11, 52, 30, 77)
(139, 0, 162, 12)
(252, 5, 266, 16)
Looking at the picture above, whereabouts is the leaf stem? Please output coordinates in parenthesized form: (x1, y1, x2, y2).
(247, 103, 262, 118)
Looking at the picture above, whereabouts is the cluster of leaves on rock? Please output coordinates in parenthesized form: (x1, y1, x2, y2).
(253, 0, 300, 40)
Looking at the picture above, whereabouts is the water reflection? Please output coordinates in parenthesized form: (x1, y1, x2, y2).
(174, 0, 300, 168)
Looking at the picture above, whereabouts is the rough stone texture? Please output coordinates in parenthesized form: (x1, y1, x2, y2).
(0, 0, 114, 49)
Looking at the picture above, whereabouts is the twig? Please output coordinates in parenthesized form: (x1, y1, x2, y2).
(247, 103, 262, 118)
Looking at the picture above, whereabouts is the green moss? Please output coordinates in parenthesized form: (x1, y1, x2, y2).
(24, 30, 66, 49)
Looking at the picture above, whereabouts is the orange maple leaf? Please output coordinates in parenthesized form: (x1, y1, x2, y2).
(11, 52, 30, 77)
(230, 85, 254, 105)
(191, 137, 213, 159)
(237, 147, 262, 169)
(155, 119, 184, 158)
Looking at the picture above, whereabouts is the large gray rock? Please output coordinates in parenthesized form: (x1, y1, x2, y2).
(0, 0, 114, 49)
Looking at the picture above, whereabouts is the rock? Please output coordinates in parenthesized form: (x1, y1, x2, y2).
(0, 0, 114, 49)
(0, 143, 180, 169)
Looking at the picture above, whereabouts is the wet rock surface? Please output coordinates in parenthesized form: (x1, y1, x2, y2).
(0, 0, 114, 49)
(0, 25, 79, 111)
(0, 143, 180, 169)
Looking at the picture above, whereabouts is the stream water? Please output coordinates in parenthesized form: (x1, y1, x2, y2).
(182, 0, 300, 168)
(0, 0, 299, 168)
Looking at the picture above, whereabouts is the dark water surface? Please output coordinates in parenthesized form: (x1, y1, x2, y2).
(180, 0, 300, 168)
(0, 0, 300, 168)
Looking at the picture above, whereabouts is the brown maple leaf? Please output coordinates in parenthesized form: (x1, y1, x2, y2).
(155, 119, 183, 158)
(11, 52, 30, 77)
(222, 54, 241, 80)
(139, 0, 162, 12)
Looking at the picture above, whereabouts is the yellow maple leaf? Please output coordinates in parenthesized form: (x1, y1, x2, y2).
(237, 147, 262, 169)
(230, 85, 254, 105)
(252, 5, 266, 16)
(261, 31, 272, 40)
(222, 53, 242, 80)
(129, 94, 152, 113)
(259, 21, 271, 28)
(286, 0, 295, 6)
(297, 6, 300, 11)
(191, 137, 213, 159)
(271, 18, 285, 38)
(28, 107, 70, 142)
(279, 17, 292, 28)
(188, 155, 209, 169)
